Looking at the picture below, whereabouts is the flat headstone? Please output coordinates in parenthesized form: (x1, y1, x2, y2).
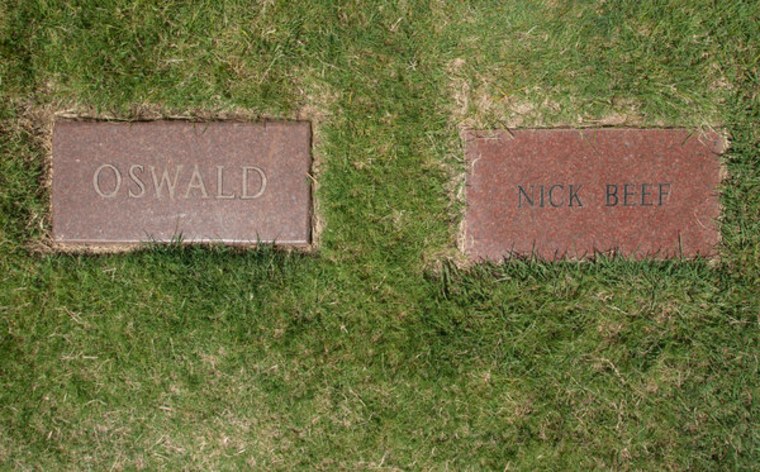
(52, 120, 312, 247)
(464, 128, 724, 260)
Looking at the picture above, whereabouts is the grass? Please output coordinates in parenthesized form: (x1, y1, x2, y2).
(1, 0, 759, 469)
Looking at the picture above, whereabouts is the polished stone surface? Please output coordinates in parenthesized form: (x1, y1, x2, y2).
(464, 128, 724, 260)
(52, 120, 312, 246)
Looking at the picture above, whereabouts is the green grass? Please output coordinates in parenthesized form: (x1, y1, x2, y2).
(1, 0, 759, 469)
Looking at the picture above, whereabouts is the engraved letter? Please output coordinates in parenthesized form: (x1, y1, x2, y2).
(128, 164, 146, 198)
(569, 184, 583, 207)
(623, 183, 636, 206)
(640, 183, 653, 206)
(93, 164, 121, 198)
(184, 164, 209, 199)
(548, 184, 564, 208)
(605, 184, 619, 206)
(658, 183, 671, 206)
(150, 165, 183, 200)
(216, 165, 235, 199)
(241, 166, 267, 199)
(517, 185, 534, 208)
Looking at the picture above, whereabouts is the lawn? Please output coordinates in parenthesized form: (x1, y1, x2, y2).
(1, 0, 758, 469)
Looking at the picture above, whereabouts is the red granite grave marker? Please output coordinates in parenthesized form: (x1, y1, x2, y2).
(52, 120, 312, 247)
(464, 128, 724, 260)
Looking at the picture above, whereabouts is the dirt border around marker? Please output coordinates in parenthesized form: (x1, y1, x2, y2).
(22, 104, 326, 255)
(455, 126, 730, 266)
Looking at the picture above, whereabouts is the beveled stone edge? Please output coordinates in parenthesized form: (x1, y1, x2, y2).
(43, 116, 316, 255)
(457, 126, 730, 264)
(51, 239, 312, 255)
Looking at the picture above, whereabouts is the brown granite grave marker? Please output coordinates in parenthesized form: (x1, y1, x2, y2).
(52, 120, 312, 247)
(464, 128, 724, 260)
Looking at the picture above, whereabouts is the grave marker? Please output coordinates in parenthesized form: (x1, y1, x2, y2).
(52, 120, 312, 247)
(464, 128, 724, 260)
